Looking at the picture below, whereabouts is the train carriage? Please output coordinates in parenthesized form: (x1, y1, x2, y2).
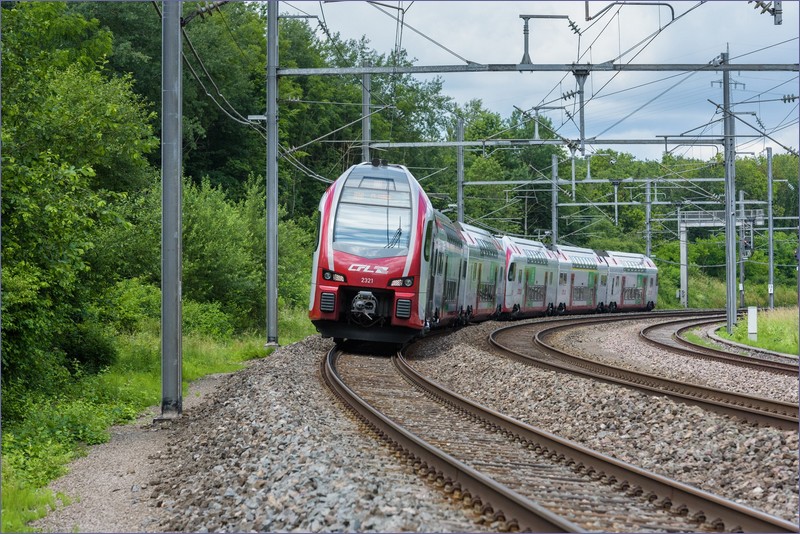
(456, 222, 505, 322)
(597, 250, 658, 311)
(500, 235, 559, 317)
(552, 244, 604, 314)
(424, 212, 467, 328)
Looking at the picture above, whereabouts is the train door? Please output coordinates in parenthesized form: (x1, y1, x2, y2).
(639, 274, 645, 306)
(476, 262, 483, 309)
(620, 276, 626, 306)
(569, 273, 575, 307)
(588, 271, 596, 307)
(598, 274, 608, 309)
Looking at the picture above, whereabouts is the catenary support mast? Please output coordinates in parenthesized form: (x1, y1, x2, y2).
(160, 0, 183, 418)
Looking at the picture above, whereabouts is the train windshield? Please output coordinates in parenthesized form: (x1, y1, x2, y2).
(333, 170, 413, 258)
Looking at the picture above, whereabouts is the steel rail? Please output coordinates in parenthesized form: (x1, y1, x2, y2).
(640, 317, 799, 374)
(321, 346, 584, 533)
(396, 349, 800, 533)
(490, 317, 798, 429)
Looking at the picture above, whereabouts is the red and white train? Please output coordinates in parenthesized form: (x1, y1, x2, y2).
(309, 160, 658, 344)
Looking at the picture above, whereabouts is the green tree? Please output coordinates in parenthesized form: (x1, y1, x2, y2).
(1, 153, 106, 389)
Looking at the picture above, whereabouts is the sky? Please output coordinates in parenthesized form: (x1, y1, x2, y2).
(281, 1, 799, 161)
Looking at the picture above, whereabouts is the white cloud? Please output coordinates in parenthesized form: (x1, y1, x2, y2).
(286, 1, 799, 160)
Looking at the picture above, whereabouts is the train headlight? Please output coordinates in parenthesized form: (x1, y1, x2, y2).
(389, 276, 414, 288)
(322, 269, 346, 282)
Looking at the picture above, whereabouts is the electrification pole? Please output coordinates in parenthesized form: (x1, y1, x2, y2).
(551, 154, 558, 244)
(739, 190, 746, 308)
(722, 50, 738, 334)
(266, 1, 279, 346)
(362, 64, 371, 162)
(457, 118, 464, 223)
(160, 0, 183, 419)
(645, 180, 652, 257)
(574, 70, 589, 155)
(766, 147, 774, 309)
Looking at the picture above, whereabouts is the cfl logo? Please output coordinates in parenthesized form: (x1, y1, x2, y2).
(349, 264, 389, 274)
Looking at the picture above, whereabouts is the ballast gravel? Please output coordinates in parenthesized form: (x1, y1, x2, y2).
(550, 318, 798, 403)
(32, 317, 799, 532)
(150, 335, 490, 533)
(408, 318, 799, 524)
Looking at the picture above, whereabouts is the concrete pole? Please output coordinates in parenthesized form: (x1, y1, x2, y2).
(722, 50, 738, 334)
(266, 1, 279, 346)
(679, 206, 688, 308)
(739, 190, 746, 308)
(362, 66, 371, 162)
(645, 180, 652, 257)
(551, 154, 558, 244)
(457, 118, 464, 223)
(766, 148, 774, 309)
(160, 0, 183, 418)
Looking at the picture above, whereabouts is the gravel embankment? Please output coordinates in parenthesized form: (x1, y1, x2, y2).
(408, 319, 799, 524)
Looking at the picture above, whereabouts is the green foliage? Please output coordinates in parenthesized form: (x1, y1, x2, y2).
(183, 300, 234, 340)
(1, 153, 106, 390)
(183, 178, 261, 326)
(59, 320, 119, 375)
(1, 457, 68, 533)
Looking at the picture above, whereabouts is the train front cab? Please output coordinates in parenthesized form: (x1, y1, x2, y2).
(309, 162, 429, 343)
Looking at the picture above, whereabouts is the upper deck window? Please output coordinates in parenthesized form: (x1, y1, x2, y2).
(333, 169, 413, 258)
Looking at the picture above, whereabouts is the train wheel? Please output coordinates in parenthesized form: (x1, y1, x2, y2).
(609, 302, 617, 312)
(557, 303, 566, 315)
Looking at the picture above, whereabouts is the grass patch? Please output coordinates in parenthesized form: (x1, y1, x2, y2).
(680, 328, 720, 350)
(1, 307, 317, 532)
(717, 307, 799, 355)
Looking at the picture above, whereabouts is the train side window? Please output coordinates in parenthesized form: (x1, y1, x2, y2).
(423, 221, 433, 262)
(508, 262, 516, 282)
(559, 273, 567, 285)
(600, 275, 607, 286)
(518, 270, 522, 283)
(462, 261, 467, 279)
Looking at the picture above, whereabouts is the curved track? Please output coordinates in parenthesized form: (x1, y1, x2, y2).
(321, 343, 799, 532)
(490, 316, 799, 429)
(640, 316, 798, 374)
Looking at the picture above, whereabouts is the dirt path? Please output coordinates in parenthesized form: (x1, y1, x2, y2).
(30, 374, 227, 533)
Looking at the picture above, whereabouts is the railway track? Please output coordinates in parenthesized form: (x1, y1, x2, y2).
(321, 342, 799, 532)
(640, 316, 799, 374)
(490, 315, 799, 429)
